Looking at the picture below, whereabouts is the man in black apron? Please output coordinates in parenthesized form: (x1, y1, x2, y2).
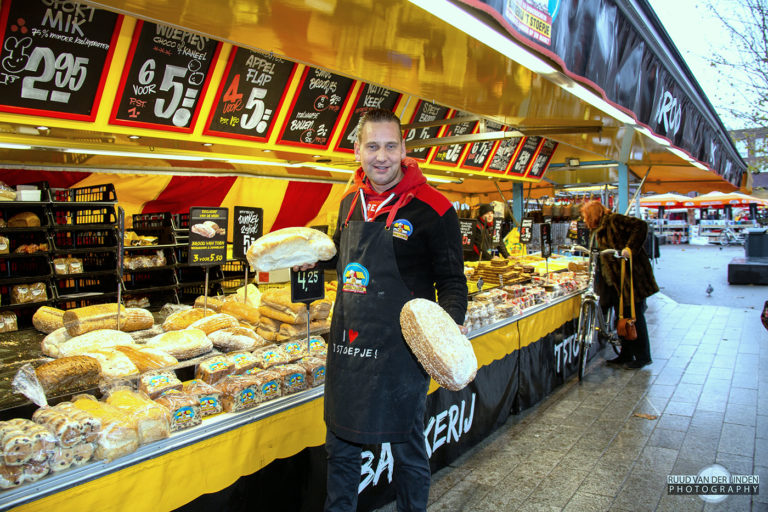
(324, 109, 467, 511)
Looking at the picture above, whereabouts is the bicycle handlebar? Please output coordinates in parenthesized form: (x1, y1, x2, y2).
(570, 246, 626, 259)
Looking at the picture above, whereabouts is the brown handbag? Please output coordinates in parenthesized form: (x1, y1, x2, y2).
(617, 249, 638, 340)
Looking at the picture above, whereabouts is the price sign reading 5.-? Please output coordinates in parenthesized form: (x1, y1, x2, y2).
(137, 58, 203, 127)
(290, 268, 325, 304)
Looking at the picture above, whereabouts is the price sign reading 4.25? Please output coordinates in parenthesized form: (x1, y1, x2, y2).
(0, 0, 121, 120)
(290, 268, 325, 304)
(111, 20, 220, 131)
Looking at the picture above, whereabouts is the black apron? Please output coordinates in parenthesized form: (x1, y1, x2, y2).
(325, 216, 428, 444)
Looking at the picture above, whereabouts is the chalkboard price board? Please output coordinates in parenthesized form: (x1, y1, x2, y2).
(335, 83, 401, 152)
(432, 114, 478, 166)
(520, 219, 533, 244)
(233, 206, 263, 260)
(0, 0, 121, 120)
(510, 136, 543, 175)
(461, 121, 503, 170)
(278, 67, 354, 148)
(540, 222, 552, 259)
(527, 138, 558, 178)
(405, 100, 450, 161)
(458, 218, 475, 250)
(290, 268, 325, 304)
(488, 136, 523, 174)
(112, 21, 220, 131)
(188, 207, 228, 266)
(205, 47, 296, 141)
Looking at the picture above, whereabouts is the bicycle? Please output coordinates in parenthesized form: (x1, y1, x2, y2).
(571, 244, 625, 381)
(715, 226, 744, 246)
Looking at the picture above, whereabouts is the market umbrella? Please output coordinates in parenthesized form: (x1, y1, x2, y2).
(638, 193, 692, 208)
(688, 191, 768, 208)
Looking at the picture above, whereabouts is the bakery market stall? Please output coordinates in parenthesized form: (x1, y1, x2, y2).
(0, 0, 745, 510)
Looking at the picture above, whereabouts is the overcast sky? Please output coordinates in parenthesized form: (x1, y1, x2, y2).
(647, 0, 748, 130)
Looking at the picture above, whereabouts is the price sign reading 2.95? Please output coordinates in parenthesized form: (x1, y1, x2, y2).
(291, 268, 325, 304)
(111, 20, 220, 131)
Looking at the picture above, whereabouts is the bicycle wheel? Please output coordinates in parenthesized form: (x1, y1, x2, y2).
(602, 308, 620, 355)
(577, 302, 596, 382)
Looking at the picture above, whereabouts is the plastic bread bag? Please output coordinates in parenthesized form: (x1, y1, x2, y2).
(251, 344, 289, 369)
(70, 394, 139, 462)
(308, 337, 328, 356)
(154, 390, 202, 431)
(242, 368, 282, 402)
(296, 356, 326, 387)
(214, 374, 264, 412)
(279, 340, 308, 362)
(194, 355, 235, 385)
(0, 418, 57, 473)
(103, 386, 170, 445)
(226, 351, 259, 374)
(11, 363, 48, 408)
(138, 369, 183, 399)
(33, 401, 101, 447)
(182, 379, 223, 417)
(269, 364, 308, 395)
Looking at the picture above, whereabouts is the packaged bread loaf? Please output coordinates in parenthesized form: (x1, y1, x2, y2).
(256, 317, 280, 342)
(0, 312, 18, 333)
(81, 349, 139, 379)
(215, 375, 263, 412)
(0, 236, 9, 255)
(121, 308, 154, 332)
(252, 345, 290, 369)
(162, 307, 212, 331)
(227, 351, 259, 374)
(71, 395, 139, 461)
(144, 328, 213, 360)
(193, 295, 225, 312)
(32, 306, 65, 334)
(154, 390, 202, 431)
(7, 212, 41, 227)
(195, 355, 234, 385)
(270, 364, 308, 395)
(0, 182, 16, 201)
(114, 345, 178, 372)
(279, 340, 309, 361)
(259, 289, 308, 324)
(246, 226, 336, 272)
(182, 379, 222, 417)
(42, 328, 133, 358)
(187, 313, 239, 335)
(400, 298, 477, 391)
(308, 337, 328, 356)
(21, 462, 49, 484)
(105, 388, 170, 444)
(138, 370, 183, 399)
(63, 303, 127, 336)
(0, 419, 56, 467)
(0, 464, 23, 489)
(33, 402, 101, 446)
(35, 356, 100, 395)
(11, 282, 47, 304)
(220, 301, 260, 325)
(207, 326, 265, 352)
(297, 356, 326, 387)
(241, 369, 282, 401)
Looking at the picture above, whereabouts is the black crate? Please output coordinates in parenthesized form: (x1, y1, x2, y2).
(221, 260, 246, 274)
(56, 294, 116, 311)
(3, 231, 50, 253)
(51, 205, 117, 227)
(131, 212, 175, 245)
(124, 290, 179, 310)
(0, 255, 51, 279)
(0, 205, 49, 228)
(177, 282, 223, 304)
(54, 273, 120, 298)
(52, 229, 118, 252)
(78, 251, 118, 273)
(51, 184, 116, 203)
(177, 265, 223, 283)
(122, 269, 178, 291)
(172, 212, 190, 229)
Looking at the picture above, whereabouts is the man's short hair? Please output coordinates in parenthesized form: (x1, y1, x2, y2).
(356, 108, 402, 143)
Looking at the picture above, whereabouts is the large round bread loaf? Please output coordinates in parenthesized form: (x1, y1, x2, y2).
(400, 299, 477, 391)
(246, 227, 336, 272)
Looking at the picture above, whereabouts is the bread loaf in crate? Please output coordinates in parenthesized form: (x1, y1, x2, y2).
(35, 356, 101, 395)
(182, 379, 222, 417)
(7, 212, 41, 227)
(400, 298, 477, 391)
(42, 328, 133, 358)
(154, 391, 202, 431)
(105, 389, 170, 444)
(246, 226, 336, 272)
(32, 306, 65, 334)
(162, 307, 212, 331)
(114, 345, 178, 372)
(122, 308, 154, 332)
(187, 313, 239, 335)
(144, 328, 213, 360)
(63, 304, 127, 336)
(207, 326, 265, 352)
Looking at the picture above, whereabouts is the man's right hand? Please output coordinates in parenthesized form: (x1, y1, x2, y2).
(292, 263, 317, 272)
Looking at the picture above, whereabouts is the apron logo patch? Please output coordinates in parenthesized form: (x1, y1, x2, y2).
(342, 262, 369, 294)
(348, 329, 359, 343)
(392, 219, 413, 240)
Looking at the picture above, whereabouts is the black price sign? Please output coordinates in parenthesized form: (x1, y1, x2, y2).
(510, 136, 543, 176)
(0, 0, 121, 120)
(405, 100, 450, 161)
(433, 114, 478, 165)
(520, 218, 533, 244)
(290, 268, 325, 304)
(527, 139, 557, 178)
(488, 136, 523, 174)
(493, 218, 503, 244)
(233, 206, 262, 260)
(576, 221, 590, 248)
(540, 222, 552, 259)
(188, 207, 227, 265)
(336, 83, 401, 152)
(278, 66, 354, 148)
(458, 218, 475, 250)
(205, 47, 296, 141)
(112, 20, 220, 130)
(461, 120, 502, 170)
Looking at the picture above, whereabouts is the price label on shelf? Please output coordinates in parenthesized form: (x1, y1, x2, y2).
(188, 206, 228, 266)
(112, 20, 220, 131)
(290, 268, 324, 304)
(0, 0, 121, 120)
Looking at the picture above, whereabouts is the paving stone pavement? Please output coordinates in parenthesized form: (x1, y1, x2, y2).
(375, 290, 768, 511)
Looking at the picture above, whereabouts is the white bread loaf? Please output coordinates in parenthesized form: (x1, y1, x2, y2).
(400, 299, 477, 392)
(42, 329, 133, 358)
(144, 328, 213, 360)
(208, 326, 266, 352)
(246, 227, 336, 272)
(81, 349, 139, 379)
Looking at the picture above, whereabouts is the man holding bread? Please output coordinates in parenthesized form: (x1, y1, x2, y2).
(322, 109, 467, 511)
